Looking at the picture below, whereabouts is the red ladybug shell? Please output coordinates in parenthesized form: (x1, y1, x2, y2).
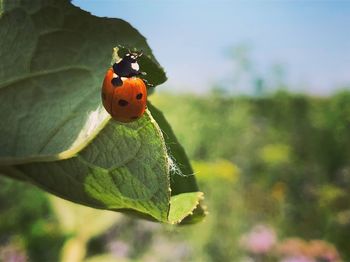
(101, 68, 147, 123)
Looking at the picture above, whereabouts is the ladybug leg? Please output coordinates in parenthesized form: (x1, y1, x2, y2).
(142, 78, 154, 88)
(111, 76, 123, 87)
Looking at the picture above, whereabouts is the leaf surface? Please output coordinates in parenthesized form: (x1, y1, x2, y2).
(0, 0, 166, 164)
(0, 0, 205, 223)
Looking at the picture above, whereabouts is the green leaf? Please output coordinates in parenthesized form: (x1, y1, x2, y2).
(168, 192, 204, 224)
(4, 109, 205, 223)
(148, 102, 206, 224)
(8, 112, 170, 222)
(0, 0, 205, 224)
(0, 0, 166, 164)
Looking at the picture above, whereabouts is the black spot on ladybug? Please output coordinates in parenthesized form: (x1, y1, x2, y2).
(102, 93, 106, 100)
(131, 116, 139, 120)
(118, 99, 129, 106)
(136, 93, 143, 100)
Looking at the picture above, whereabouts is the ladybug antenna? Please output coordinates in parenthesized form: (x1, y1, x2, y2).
(138, 50, 143, 57)
(127, 48, 132, 54)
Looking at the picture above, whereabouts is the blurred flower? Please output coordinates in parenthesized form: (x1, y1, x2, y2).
(143, 237, 191, 262)
(259, 143, 290, 166)
(308, 240, 341, 262)
(336, 209, 350, 225)
(281, 255, 314, 262)
(276, 238, 309, 257)
(316, 185, 345, 208)
(0, 244, 27, 262)
(277, 238, 342, 262)
(108, 240, 129, 258)
(239, 225, 277, 254)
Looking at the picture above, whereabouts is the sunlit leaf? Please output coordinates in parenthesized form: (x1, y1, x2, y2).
(0, 0, 165, 164)
(0, 0, 205, 224)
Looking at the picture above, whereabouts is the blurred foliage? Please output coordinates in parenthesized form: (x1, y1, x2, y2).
(2, 90, 350, 261)
(150, 90, 350, 260)
(0, 176, 66, 261)
(192, 160, 240, 182)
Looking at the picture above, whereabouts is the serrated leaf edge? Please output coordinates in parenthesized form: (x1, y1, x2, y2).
(168, 191, 205, 224)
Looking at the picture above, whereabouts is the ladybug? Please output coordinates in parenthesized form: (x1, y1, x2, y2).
(111, 51, 145, 87)
(101, 68, 147, 123)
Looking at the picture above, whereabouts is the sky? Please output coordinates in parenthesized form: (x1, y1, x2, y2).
(72, 0, 350, 95)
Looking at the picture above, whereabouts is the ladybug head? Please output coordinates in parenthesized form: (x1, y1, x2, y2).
(124, 50, 143, 63)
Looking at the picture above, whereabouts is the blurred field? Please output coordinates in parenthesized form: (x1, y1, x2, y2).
(1, 90, 350, 261)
